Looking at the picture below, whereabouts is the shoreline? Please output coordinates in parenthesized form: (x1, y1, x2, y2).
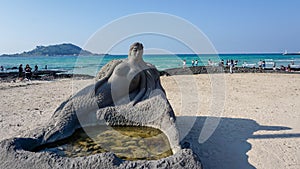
(161, 66, 300, 75)
(0, 72, 94, 83)
(1, 65, 300, 83)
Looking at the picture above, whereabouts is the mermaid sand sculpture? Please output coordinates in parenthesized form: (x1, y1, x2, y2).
(42, 42, 177, 144)
(0, 42, 202, 169)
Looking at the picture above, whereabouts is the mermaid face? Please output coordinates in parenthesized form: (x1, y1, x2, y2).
(128, 42, 144, 61)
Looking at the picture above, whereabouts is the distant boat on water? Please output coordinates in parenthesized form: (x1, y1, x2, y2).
(283, 50, 300, 55)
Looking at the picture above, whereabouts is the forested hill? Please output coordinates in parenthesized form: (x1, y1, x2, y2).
(1, 43, 98, 56)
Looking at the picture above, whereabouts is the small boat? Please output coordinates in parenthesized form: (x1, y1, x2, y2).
(283, 50, 300, 55)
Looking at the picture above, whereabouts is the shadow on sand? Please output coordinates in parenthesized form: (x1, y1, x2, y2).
(176, 116, 299, 169)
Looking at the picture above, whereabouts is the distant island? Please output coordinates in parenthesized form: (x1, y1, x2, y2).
(1, 43, 103, 57)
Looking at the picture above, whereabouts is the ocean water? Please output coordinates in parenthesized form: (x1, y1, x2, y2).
(1, 54, 300, 76)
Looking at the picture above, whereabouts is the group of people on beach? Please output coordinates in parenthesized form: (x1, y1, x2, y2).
(191, 60, 199, 67)
(183, 59, 238, 73)
(182, 59, 199, 69)
(221, 59, 238, 74)
(182, 58, 300, 74)
(18, 64, 39, 80)
(212, 59, 238, 68)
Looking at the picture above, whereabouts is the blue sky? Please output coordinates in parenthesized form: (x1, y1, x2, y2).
(0, 0, 299, 54)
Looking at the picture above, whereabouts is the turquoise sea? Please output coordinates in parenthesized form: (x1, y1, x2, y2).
(1, 54, 300, 76)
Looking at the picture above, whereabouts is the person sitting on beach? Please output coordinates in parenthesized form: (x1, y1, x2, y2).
(25, 64, 32, 80)
(0, 66, 4, 71)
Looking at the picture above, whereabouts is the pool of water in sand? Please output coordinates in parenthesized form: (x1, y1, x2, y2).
(34, 125, 173, 160)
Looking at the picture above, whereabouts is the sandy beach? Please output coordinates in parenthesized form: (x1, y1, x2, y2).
(0, 73, 299, 169)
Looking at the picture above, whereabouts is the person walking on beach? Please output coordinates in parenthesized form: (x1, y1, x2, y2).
(220, 59, 224, 67)
(195, 60, 198, 66)
(229, 60, 234, 74)
(192, 60, 195, 67)
(208, 59, 213, 66)
(182, 60, 186, 69)
(258, 60, 262, 69)
(234, 60, 238, 66)
(273, 62, 276, 71)
(25, 64, 32, 80)
(18, 64, 23, 80)
(34, 65, 38, 72)
(287, 64, 291, 72)
(262, 60, 266, 69)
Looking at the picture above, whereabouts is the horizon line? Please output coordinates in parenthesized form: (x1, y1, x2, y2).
(0, 42, 294, 56)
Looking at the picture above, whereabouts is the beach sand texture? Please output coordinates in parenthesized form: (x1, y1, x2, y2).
(0, 73, 299, 169)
